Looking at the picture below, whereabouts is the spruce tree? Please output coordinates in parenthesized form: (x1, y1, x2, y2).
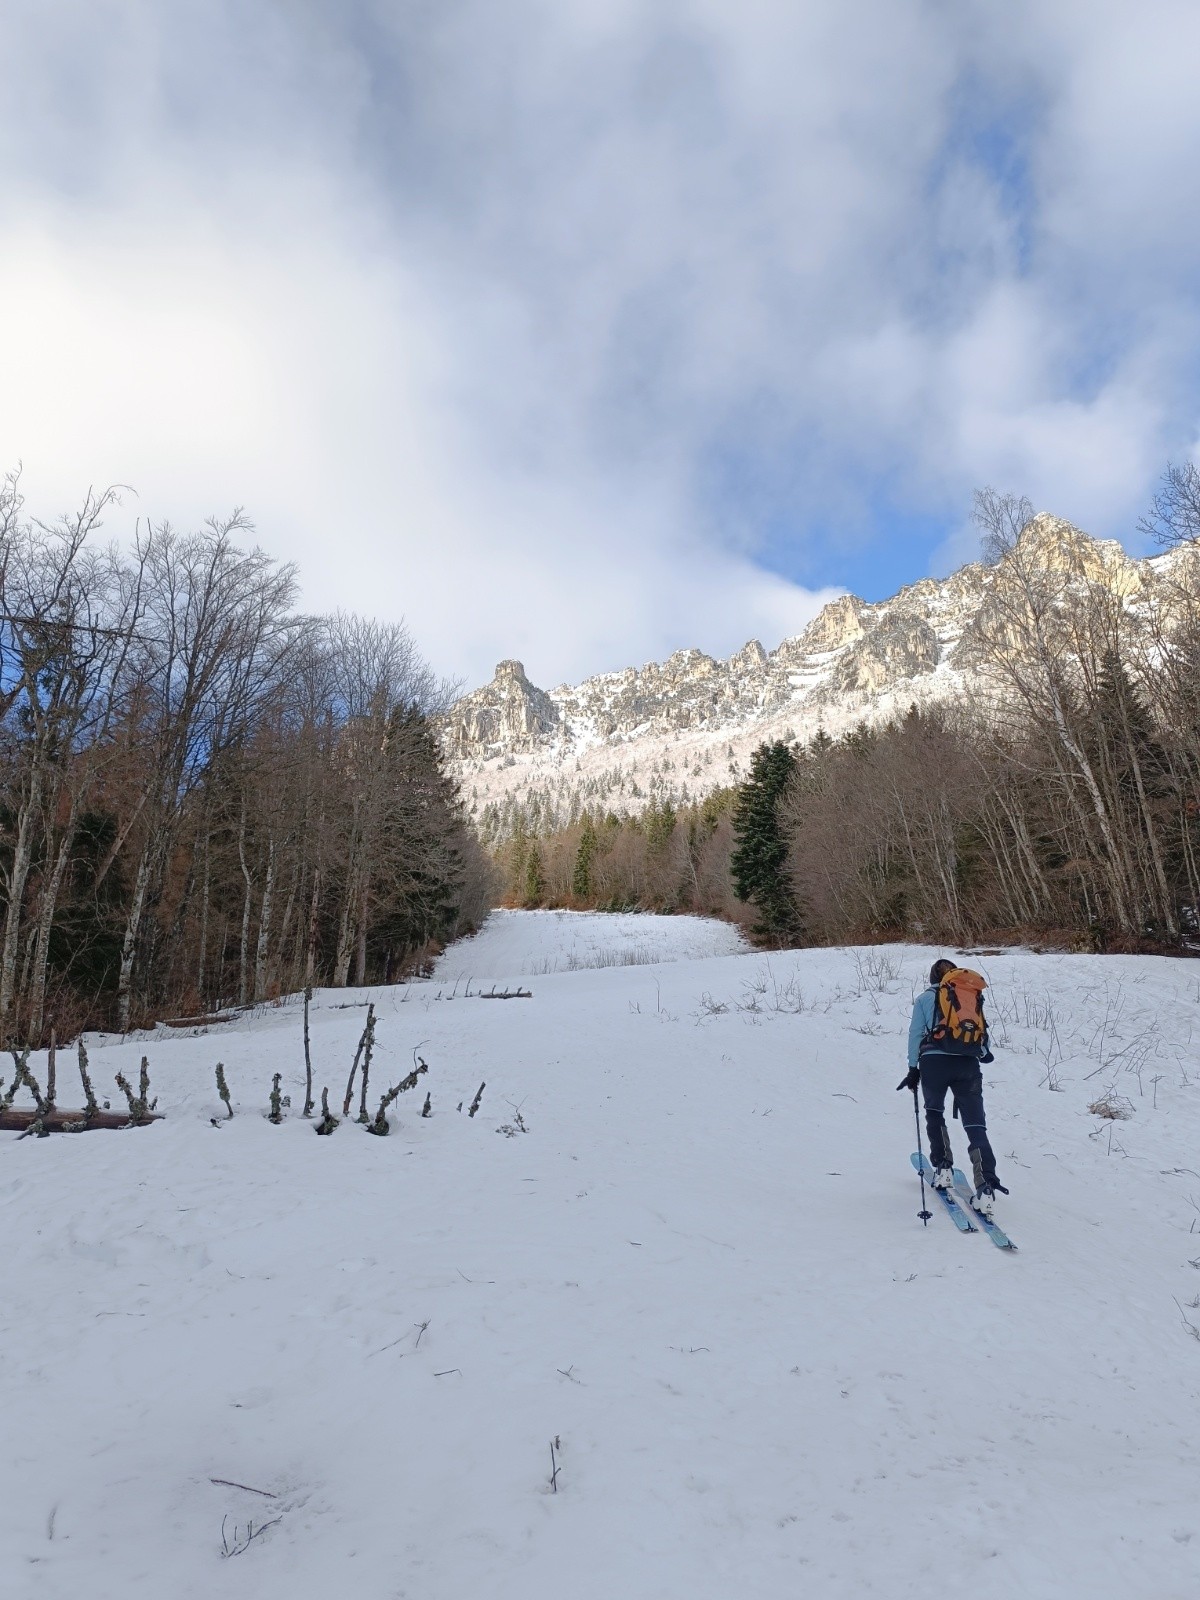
(730, 741, 803, 943)
(644, 799, 677, 855)
(572, 816, 597, 900)
(508, 818, 529, 903)
(523, 842, 545, 907)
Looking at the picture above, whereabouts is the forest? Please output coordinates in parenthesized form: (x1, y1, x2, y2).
(0, 472, 493, 1045)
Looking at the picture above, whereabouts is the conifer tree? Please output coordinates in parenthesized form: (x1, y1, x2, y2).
(508, 818, 529, 904)
(523, 842, 545, 906)
(644, 800, 677, 855)
(572, 815, 597, 900)
(730, 741, 803, 943)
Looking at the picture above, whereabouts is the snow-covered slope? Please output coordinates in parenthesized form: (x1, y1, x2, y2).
(445, 517, 1199, 830)
(4, 914, 1200, 1598)
(434, 907, 748, 977)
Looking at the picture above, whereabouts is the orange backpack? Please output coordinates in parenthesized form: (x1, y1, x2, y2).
(929, 968, 988, 1054)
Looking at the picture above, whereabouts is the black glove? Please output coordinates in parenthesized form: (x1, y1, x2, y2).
(896, 1068, 920, 1093)
(980, 1047, 994, 1065)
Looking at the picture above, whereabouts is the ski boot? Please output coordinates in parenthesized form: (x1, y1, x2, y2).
(969, 1176, 1009, 1219)
(969, 1148, 1009, 1217)
(930, 1166, 954, 1191)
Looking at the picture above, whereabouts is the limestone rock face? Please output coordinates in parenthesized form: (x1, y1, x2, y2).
(789, 594, 867, 657)
(443, 660, 559, 757)
(729, 639, 768, 673)
(950, 515, 1150, 671)
(1015, 514, 1144, 596)
(833, 612, 940, 695)
(443, 513, 1191, 826)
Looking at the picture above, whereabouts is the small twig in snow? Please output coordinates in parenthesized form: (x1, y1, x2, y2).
(221, 1514, 282, 1557)
(210, 1478, 277, 1498)
(368, 1337, 408, 1358)
(1174, 1297, 1200, 1342)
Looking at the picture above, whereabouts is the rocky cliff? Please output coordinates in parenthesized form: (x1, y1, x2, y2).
(444, 516, 1195, 833)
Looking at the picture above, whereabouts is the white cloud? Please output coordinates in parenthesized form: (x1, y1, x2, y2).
(2, 1, 1199, 687)
(0, 182, 836, 686)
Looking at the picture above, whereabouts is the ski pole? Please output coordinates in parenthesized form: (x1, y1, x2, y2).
(911, 1086, 932, 1225)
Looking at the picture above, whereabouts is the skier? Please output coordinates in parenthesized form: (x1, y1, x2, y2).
(897, 958, 1008, 1218)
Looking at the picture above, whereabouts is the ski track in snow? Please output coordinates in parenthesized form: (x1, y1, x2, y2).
(3, 913, 1200, 1598)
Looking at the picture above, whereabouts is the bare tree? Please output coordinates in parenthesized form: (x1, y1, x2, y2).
(972, 487, 1036, 565)
(112, 518, 298, 1028)
(0, 479, 135, 1041)
(0, 473, 498, 1035)
(1138, 461, 1200, 549)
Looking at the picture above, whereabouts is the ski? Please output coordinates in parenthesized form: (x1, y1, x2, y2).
(952, 1168, 1017, 1252)
(910, 1152, 976, 1231)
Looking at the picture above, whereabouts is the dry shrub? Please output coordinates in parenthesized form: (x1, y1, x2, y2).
(1088, 1092, 1134, 1121)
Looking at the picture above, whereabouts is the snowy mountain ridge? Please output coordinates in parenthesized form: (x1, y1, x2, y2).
(444, 516, 1194, 830)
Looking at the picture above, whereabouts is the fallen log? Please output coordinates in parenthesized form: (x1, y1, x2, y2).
(0, 1107, 163, 1133)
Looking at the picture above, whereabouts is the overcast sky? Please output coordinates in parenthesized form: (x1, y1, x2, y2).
(3, 1, 1199, 688)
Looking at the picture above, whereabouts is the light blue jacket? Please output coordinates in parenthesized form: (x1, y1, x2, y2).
(907, 987, 938, 1070)
(908, 984, 991, 1068)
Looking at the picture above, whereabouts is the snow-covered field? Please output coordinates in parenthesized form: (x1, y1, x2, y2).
(5, 912, 1200, 1599)
(433, 906, 749, 978)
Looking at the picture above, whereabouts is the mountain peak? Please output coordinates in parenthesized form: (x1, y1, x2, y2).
(445, 518, 1167, 827)
(494, 658, 531, 682)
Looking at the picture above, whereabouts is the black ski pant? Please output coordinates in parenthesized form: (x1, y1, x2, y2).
(919, 1053, 997, 1186)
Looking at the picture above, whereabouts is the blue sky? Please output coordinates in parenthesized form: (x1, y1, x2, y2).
(2, 1, 1199, 685)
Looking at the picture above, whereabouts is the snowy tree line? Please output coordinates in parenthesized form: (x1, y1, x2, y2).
(0, 473, 493, 1044)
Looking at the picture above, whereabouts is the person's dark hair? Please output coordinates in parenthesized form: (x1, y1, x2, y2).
(929, 958, 955, 985)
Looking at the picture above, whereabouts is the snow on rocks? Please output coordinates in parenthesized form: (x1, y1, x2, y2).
(448, 519, 1200, 827)
(3, 919, 1200, 1598)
